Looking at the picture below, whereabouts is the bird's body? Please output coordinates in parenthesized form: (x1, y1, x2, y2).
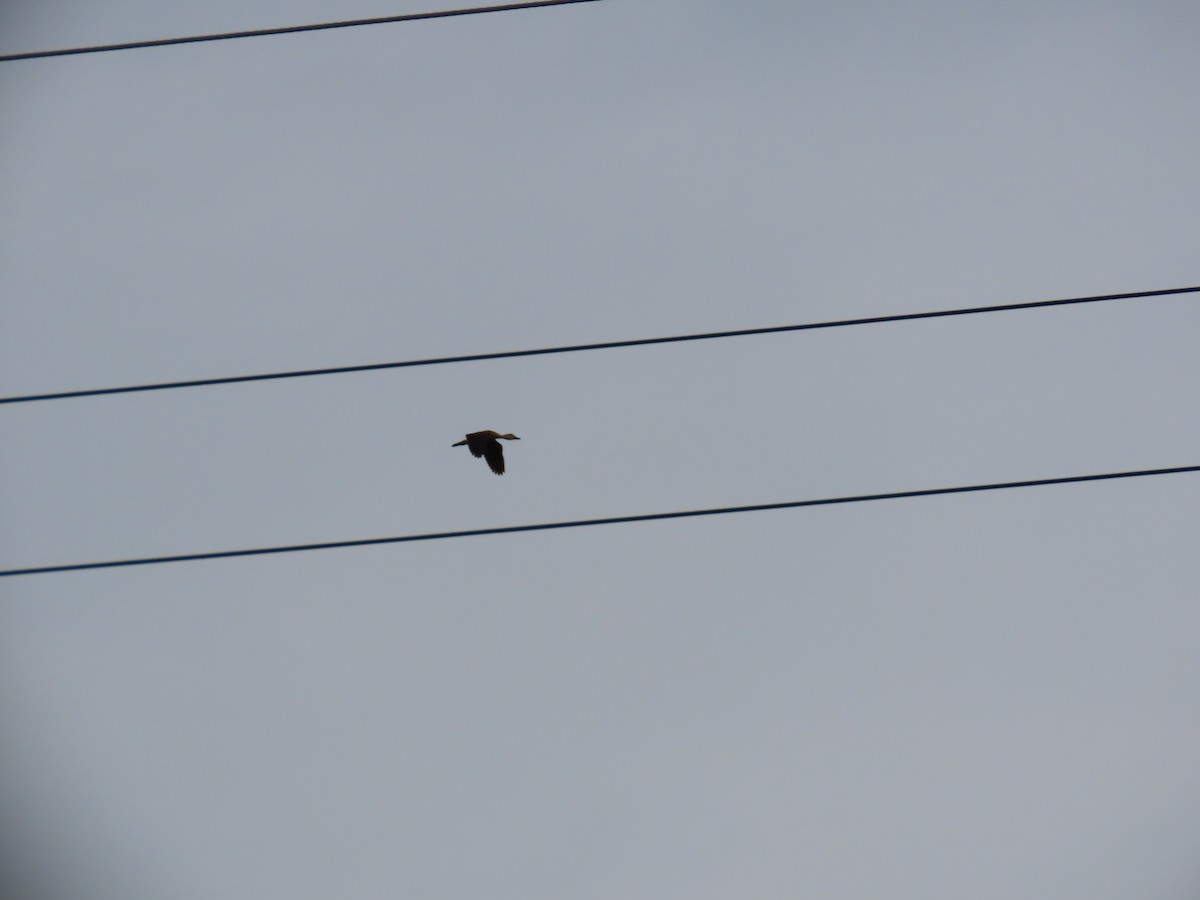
(452, 430, 520, 475)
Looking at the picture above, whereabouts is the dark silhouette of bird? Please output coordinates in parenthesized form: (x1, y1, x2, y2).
(452, 430, 520, 475)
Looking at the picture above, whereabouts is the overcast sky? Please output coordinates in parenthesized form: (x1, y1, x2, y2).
(2, 1, 1199, 897)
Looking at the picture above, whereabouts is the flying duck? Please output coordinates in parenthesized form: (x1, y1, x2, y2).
(452, 430, 520, 475)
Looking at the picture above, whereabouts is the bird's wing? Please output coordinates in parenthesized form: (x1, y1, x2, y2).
(483, 440, 506, 475)
(465, 434, 487, 458)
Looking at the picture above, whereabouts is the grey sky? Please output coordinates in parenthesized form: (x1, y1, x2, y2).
(2, 1, 1199, 897)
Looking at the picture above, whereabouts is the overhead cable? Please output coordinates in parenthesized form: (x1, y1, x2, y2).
(2, 285, 1196, 406)
(3, 464, 1196, 577)
(0, 0, 603, 62)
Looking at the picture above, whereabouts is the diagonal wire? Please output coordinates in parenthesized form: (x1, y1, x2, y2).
(2, 285, 1196, 406)
(0, 0, 604, 62)
(3, 464, 1197, 577)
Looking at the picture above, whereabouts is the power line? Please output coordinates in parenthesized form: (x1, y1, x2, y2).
(0, 0, 603, 63)
(3, 464, 1196, 577)
(2, 285, 1196, 406)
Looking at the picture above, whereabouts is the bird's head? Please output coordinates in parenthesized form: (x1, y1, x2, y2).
(498, 434, 520, 441)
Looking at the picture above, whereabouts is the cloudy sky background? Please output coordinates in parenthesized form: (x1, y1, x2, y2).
(2, 1, 1199, 897)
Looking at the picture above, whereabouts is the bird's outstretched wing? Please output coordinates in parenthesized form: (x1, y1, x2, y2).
(463, 433, 488, 458)
(482, 440, 505, 475)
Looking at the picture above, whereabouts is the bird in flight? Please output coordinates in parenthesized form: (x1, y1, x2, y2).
(452, 430, 520, 475)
